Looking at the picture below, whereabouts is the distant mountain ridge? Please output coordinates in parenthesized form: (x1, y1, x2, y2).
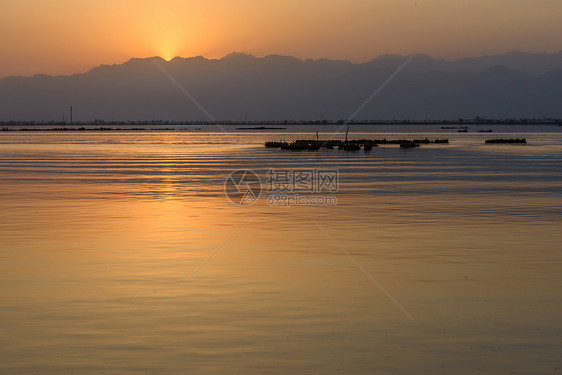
(1, 51, 562, 121)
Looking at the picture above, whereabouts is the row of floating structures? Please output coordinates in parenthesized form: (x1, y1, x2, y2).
(265, 138, 527, 151)
(265, 138, 449, 151)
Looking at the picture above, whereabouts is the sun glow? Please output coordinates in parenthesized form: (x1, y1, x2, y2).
(2, 0, 562, 78)
(160, 50, 176, 62)
(148, 32, 182, 62)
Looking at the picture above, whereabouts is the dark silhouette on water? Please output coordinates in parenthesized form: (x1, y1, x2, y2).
(265, 138, 449, 151)
(265, 141, 289, 148)
(400, 141, 421, 149)
(339, 143, 361, 151)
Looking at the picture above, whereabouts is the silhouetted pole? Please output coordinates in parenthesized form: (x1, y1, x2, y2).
(70, 106, 73, 125)
(345, 126, 350, 142)
(316, 131, 319, 142)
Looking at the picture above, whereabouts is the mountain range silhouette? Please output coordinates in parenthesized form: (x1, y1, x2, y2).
(1, 50, 561, 121)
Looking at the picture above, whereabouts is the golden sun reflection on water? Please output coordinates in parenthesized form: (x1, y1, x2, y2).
(1, 132, 561, 374)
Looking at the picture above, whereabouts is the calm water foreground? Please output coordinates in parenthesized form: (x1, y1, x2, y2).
(1, 128, 561, 374)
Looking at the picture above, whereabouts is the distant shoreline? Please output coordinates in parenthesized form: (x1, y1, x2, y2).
(2, 119, 561, 129)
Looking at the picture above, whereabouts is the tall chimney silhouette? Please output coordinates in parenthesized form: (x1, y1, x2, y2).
(70, 106, 73, 124)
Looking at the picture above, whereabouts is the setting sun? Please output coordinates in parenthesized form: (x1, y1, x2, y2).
(156, 43, 179, 62)
(2, 0, 562, 78)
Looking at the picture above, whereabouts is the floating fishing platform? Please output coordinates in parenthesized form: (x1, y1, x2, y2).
(399, 141, 420, 149)
(265, 138, 449, 151)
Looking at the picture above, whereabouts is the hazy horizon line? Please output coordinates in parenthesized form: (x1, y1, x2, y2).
(3, 118, 561, 127)
(3, 49, 562, 80)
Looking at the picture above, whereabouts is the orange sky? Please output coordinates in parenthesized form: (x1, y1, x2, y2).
(1, 0, 561, 78)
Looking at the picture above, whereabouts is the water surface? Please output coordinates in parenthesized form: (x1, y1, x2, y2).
(1, 129, 561, 374)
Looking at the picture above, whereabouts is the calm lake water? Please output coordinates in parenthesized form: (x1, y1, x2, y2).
(1, 127, 561, 374)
